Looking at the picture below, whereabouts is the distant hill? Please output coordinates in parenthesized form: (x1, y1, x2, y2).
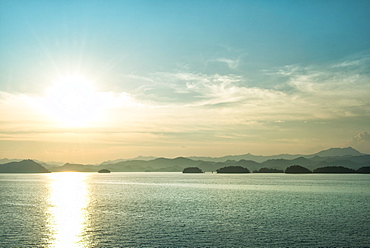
(103, 157, 201, 172)
(0, 158, 64, 171)
(53, 163, 99, 172)
(0, 160, 50, 173)
(0, 158, 22, 164)
(310, 147, 363, 157)
(188, 153, 300, 163)
(100, 156, 158, 166)
(188, 147, 365, 163)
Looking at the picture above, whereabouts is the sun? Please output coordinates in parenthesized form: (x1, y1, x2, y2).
(44, 75, 101, 127)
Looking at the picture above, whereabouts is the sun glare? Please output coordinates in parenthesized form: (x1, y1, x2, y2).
(44, 75, 102, 127)
(48, 172, 89, 247)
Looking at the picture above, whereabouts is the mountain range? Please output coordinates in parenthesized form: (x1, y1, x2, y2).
(188, 147, 364, 163)
(1, 147, 368, 173)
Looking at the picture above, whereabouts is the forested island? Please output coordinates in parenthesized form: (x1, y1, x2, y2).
(183, 167, 203, 173)
(285, 165, 312, 173)
(313, 166, 356, 173)
(216, 166, 250, 173)
(284, 165, 370, 174)
(253, 168, 284, 173)
(357, 166, 370, 173)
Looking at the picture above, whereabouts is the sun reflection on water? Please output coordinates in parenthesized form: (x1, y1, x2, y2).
(48, 173, 89, 247)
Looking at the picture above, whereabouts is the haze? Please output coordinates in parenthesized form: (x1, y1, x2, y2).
(1, 0, 370, 164)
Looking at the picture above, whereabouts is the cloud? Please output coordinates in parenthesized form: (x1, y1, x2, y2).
(354, 131, 370, 142)
(117, 52, 370, 127)
(214, 58, 240, 69)
(0, 92, 45, 123)
(351, 131, 370, 154)
(0, 88, 144, 131)
(133, 72, 291, 114)
(267, 53, 370, 118)
(331, 53, 370, 69)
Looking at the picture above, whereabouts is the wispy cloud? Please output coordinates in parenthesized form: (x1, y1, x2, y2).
(267, 53, 370, 118)
(354, 131, 370, 142)
(351, 131, 370, 153)
(214, 57, 240, 69)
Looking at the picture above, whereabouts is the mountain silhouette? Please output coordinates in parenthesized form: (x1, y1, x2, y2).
(188, 147, 365, 163)
(53, 163, 99, 172)
(2, 147, 368, 173)
(313, 147, 363, 157)
(0, 160, 50, 173)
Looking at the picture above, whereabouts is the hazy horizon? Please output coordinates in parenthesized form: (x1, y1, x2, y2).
(1, 1, 370, 164)
(0, 146, 366, 166)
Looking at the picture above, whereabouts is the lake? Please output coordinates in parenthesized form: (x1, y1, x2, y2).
(0, 173, 369, 247)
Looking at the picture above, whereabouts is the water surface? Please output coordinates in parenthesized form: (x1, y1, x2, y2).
(0, 173, 369, 247)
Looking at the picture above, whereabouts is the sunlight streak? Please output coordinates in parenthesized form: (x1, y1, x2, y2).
(47, 173, 90, 247)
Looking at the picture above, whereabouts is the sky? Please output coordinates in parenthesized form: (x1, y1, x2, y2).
(1, 0, 370, 163)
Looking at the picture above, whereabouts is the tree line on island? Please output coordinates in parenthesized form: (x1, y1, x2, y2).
(182, 165, 370, 174)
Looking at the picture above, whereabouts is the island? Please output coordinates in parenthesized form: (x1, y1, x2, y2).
(357, 166, 370, 174)
(253, 167, 284, 173)
(285, 165, 311, 174)
(98, 169, 111, 173)
(313, 166, 356, 173)
(216, 166, 250, 173)
(182, 167, 203, 173)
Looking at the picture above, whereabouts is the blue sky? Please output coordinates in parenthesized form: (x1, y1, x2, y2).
(1, 0, 370, 163)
